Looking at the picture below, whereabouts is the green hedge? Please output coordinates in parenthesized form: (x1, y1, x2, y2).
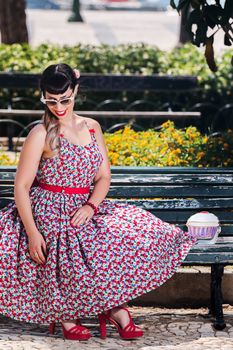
(0, 43, 162, 74)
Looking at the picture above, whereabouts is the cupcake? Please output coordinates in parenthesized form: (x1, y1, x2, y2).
(186, 211, 220, 244)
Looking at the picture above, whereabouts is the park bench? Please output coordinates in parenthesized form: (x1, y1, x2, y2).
(1, 165, 233, 331)
(0, 73, 201, 150)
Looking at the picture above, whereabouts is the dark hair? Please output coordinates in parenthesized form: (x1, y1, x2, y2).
(40, 63, 79, 152)
(40, 63, 78, 96)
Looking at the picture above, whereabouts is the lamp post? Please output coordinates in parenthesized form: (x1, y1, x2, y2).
(68, 0, 83, 22)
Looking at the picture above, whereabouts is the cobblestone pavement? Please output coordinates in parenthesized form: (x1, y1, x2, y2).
(1, 306, 233, 349)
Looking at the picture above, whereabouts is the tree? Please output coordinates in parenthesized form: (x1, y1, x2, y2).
(178, 5, 192, 46)
(171, 0, 233, 71)
(0, 0, 28, 44)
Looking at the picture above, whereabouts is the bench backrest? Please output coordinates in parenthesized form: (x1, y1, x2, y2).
(1, 166, 233, 238)
(0, 73, 198, 92)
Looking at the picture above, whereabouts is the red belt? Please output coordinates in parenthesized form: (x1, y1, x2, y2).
(38, 182, 90, 194)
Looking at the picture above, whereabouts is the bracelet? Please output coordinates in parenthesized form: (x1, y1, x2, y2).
(85, 201, 98, 214)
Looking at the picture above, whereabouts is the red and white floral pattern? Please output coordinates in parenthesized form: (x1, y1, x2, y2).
(0, 125, 196, 324)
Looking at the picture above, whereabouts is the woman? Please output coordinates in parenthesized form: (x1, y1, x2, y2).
(0, 63, 196, 341)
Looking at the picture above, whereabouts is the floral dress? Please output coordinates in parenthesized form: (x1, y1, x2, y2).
(0, 121, 196, 324)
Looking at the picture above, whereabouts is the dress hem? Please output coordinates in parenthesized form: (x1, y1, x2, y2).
(0, 239, 195, 325)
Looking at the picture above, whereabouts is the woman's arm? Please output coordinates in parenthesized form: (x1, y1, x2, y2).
(86, 119, 111, 207)
(70, 119, 111, 227)
(14, 124, 46, 238)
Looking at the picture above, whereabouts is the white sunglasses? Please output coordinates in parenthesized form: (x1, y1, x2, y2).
(40, 94, 75, 107)
(40, 87, 78, 107)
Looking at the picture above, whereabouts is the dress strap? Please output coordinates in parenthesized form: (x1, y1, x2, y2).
(84, 120, 96, 141)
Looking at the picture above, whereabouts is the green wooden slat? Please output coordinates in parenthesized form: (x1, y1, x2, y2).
(111, 166, 233, 174)
(108, 186, 233, 198)
(0, 173, 15, 181)
(0, 180, 14, 185)
(108, 198, 233, 210)
(2, 173, 233, 185)
(0, 189, 14, 198)
(148, 210, 233, 224)
(1, 166, 233, 174)
(3, 185, 233, 198)
(0, 198, 13, 208)
(183, 252, 233, 264)
(219, 227, 233, 236)
(2, 197, 233, 218)
(0, 166, 17, 172)
(110, 174, 233, 185)
(190, 243, 233, 253)
(2, 188, 233, 212)
(183, 242, 233, 263)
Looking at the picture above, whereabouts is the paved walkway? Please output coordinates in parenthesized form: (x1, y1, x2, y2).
(1, 306, 233, 349)
(26, 8, 179, 49)
(25, 9, 226, 53)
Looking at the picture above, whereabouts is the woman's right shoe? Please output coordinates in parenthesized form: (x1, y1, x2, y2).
(49, 321, 91, 341)
(98, 307, 144, 340)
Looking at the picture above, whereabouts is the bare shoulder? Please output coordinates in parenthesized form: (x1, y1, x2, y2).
(83, 117, 102, 131)
(15, 123, 47, 187)
(27, 122, 47, 140)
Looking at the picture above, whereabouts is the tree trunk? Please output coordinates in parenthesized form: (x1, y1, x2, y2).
(178, 5, 192, 46)
(0, 0, 28, 44)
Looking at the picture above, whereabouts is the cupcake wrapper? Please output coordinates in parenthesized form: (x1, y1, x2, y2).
(188, 226, 218, 239)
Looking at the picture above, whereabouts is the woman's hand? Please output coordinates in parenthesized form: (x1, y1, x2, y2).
(28, 231, 47, 265)
(70, 205, 94, 227)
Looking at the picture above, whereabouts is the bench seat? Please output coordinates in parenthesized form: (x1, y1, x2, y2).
(1, 165, 233, 330)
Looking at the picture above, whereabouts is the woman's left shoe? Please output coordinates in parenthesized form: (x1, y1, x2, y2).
(49, 318, 91, 341)
(49, 318, 80, 334)
(98, 307, 144, 340)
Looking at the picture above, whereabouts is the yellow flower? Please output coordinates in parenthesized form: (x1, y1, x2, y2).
(101, 123, 232, 167)
(197, 151, 205, 160)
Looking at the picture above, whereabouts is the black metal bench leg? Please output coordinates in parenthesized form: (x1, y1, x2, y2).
(210, 264, 226, 330)
(7, 123, 14, 151)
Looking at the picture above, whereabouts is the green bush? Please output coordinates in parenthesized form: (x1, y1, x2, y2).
(0, 43, 163, 74)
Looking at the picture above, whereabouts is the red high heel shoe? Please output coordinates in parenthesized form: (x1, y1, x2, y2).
(98, 307, 144, 340)
(49, 319, 91, 341)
